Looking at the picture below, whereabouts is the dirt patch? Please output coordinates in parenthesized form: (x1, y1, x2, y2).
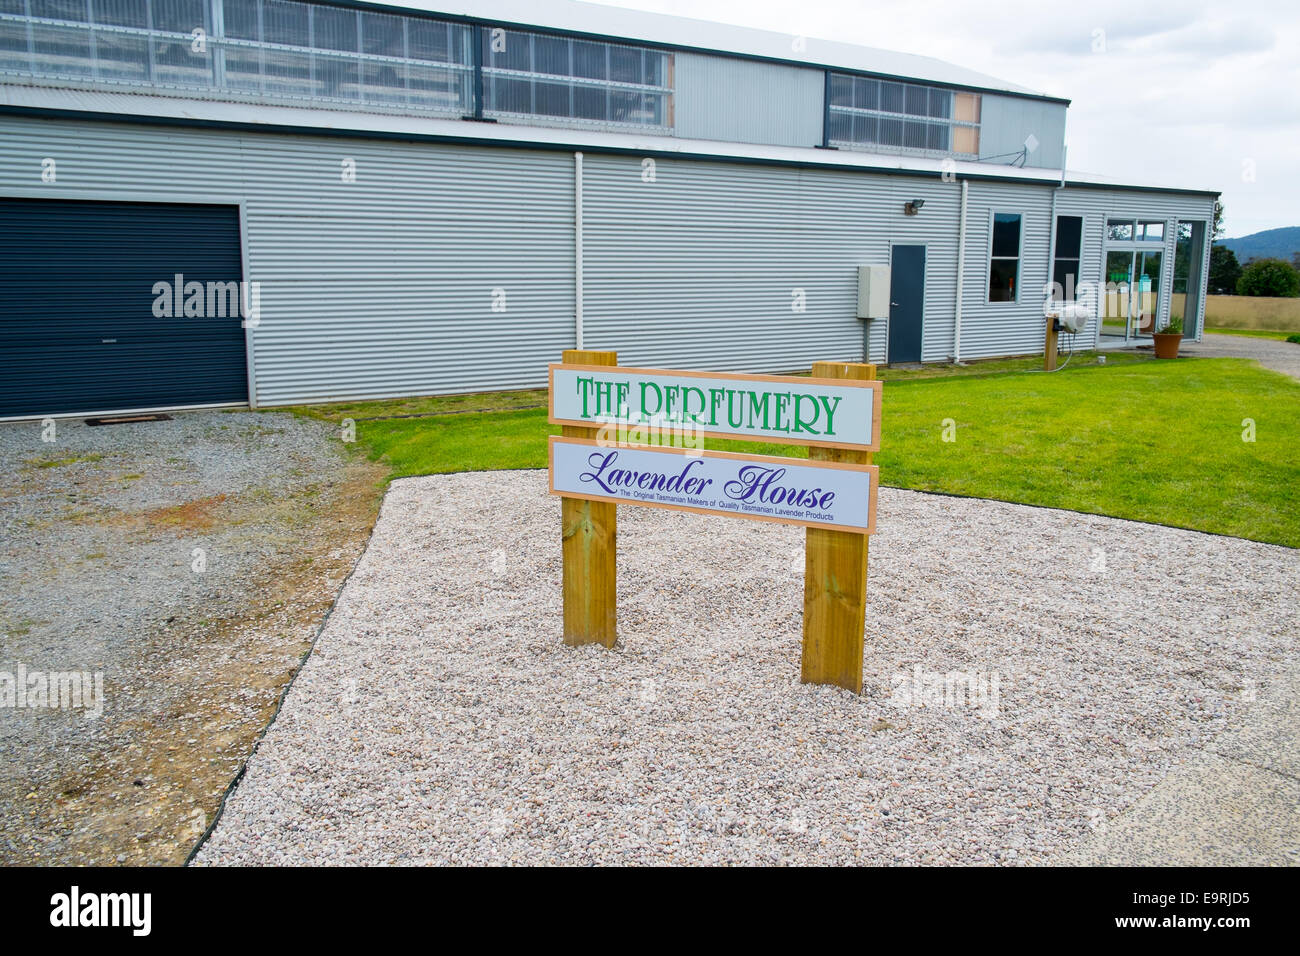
(140, 494, 231, 533)
(0, 411, 388, 865)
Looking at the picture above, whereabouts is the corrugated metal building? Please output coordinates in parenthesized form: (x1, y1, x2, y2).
(0, 0, 1218, 417)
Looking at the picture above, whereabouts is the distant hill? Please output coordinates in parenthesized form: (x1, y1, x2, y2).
(1220, 226, 1300, 263)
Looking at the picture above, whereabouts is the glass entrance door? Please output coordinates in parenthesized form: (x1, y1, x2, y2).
(1133, 249, 1162, 338)
(1103, 251, 1133, 338)
(1102, 248, 1163, 341)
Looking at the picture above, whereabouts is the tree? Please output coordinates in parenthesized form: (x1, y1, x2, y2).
(1212, 200, 1226, 240)
(1236, 258, 1300, 297)
(1208, 244, 1241, 295)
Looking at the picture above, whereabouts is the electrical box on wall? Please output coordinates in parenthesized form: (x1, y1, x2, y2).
(857, 265, 891, 319)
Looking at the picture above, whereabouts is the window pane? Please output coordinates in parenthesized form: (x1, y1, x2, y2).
(1055, 215, 1083, 258)
(856, 77, 878, 110)
(408, 21, 450, 63)
(903, 120, 927, 149)
(489, 75, 531, 113)
(534, 79, 570, 116)
(928, 88, 951, 118)
(1053, 259, 1080, 300)
(572, 40, 606, 79)
(92, 0, 148, 28)
(313, 5, 357, 53)
(30, 0, 91, 21)
(361, 12, 403, 56)
(223, 0, 260, 41)
(482, 29, 667, 128)
(990, 259, 1018, 301)
(493, 29, 530, 71)
(608, 45, 640, 83)
(992, 213, 1021, 258)
(827, 109, 852, 142)
(878, 117, 904, 146)
(153, 0, 206, 33)
(854, 113, 878, 144)
(1140, 220, 1164, 241)
(531, 34, 569, 76)
(643, 52, 664, 86)
(880, 81, 904, 113)
(905, 84, 927, 116)
(574, 85, 607, 120)
(1107, 220, 1134, 241)
(93, 33, 150, 80)
(829, 73, 853, 108)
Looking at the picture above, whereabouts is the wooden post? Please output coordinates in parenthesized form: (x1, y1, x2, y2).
(1044, 314, 1059, 371)
(560, 349, 618, 647)
(801, 361, 874, 693)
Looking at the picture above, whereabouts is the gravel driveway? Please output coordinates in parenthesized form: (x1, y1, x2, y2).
(0, 411, 384, 864)
(195, 471, 1299, 866)
(1183, 332, 1300, 380)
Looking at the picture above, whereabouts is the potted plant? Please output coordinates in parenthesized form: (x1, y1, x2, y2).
(1153, 313, 1184, 359)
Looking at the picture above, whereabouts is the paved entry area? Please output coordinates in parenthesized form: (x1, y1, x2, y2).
(0, 411, 383, 864)
(195, 471, 1298, 866)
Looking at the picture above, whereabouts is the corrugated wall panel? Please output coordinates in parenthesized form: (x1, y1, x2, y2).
(979, 95, 1068, 169)
(0, 116, 576, 406)
(581, 154, 967, 370)
(0, 113, 1218, 406)
(956, 180, 1056, 359)
(673, 53, 824, 148)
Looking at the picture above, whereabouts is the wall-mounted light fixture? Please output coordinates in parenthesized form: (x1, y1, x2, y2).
(903, 198, 925, 216)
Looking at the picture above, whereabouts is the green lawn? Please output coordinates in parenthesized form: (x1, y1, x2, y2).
(1204, 327, 1298, 341)
(286, 355, 1300, 548)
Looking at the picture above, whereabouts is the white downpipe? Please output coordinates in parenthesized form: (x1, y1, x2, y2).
(1047, 179, 1061, 351)
(954, 178, 968, 363)
(574, 151, 584, 350)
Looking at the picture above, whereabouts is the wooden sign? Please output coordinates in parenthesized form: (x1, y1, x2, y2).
(549, 364, 882, 451)
(549, 350, 880, 695)
(549, 438, 877, 533)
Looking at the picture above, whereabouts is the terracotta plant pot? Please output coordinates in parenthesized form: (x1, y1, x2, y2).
(1152, 332, 1183, 359)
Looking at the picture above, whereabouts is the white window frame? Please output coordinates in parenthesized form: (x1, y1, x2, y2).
(987, 209, 1024, 304)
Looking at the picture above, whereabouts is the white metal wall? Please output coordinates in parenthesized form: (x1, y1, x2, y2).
(979, 95, 1068, 168)
(580, 153, 973, 369)
(673, 52, 825, 148)
(0, 115, 577, 406)
(0, 113, 1218, 405)
(954, 180, 1056, 360)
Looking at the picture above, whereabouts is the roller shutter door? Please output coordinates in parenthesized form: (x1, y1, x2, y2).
(0, 198, 247, 417)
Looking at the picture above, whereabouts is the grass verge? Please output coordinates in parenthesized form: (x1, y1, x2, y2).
(285, 354, 1300, 548)
(1204, 327, 1299, 341)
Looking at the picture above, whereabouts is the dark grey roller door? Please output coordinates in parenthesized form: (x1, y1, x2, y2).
(0, 198, 247, 417)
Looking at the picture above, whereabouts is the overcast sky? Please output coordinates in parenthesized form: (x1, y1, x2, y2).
(591, 0, 1299, 238)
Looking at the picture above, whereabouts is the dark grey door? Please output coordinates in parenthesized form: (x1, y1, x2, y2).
(0, 198, 247, 417)
(888, 244, 926, 364)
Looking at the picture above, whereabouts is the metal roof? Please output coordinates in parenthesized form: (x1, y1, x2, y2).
(0, 84, 1216, 195)
(349, 0, 1068, 103)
